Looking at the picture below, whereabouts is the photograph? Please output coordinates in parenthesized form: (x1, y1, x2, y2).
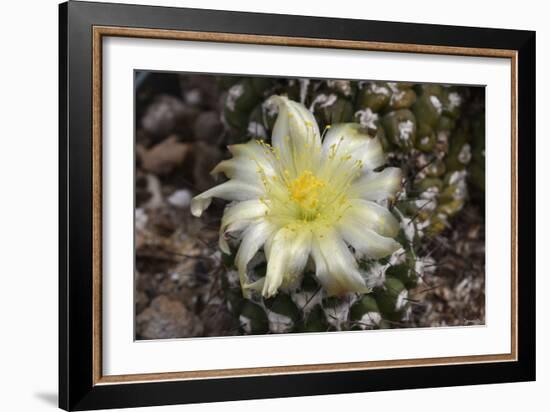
(53, 1, 536, 410)
(133, 72, 486, 339)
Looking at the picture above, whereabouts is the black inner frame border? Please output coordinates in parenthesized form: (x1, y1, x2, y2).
(59, 1, 535, 410)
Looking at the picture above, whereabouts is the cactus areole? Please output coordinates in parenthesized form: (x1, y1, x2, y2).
(191, 96, 403, 298)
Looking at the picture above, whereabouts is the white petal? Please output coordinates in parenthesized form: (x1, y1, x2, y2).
(235, 220, 276, 292)
(310, 229, 369, 296)
(242, 277, 266, 293)
(268, 95, 321, 175)
(322, 123, 386, 171)
(190, 180, 264, 217)
(227, 139, 273, 163)
(219, 200, 269, 253)
(213, 140, 275, 182)
(346, 199, 400, 237)
(211, 159, 262, 186)
(338, 212, 401, 259)
(262, 227, 312, 298)
(262, 235, 287, 297)
(349, 167, 402, 201)
(221, 200, 269, 231)
(220, 220, 249, 254)
(263, 230, 277, 261)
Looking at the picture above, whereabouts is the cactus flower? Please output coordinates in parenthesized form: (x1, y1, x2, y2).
(191, 96, 402, 298)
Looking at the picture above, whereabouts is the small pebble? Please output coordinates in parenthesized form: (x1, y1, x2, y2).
(167, 189, 192, 208)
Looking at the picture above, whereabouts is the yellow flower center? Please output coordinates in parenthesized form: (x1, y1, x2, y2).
(287, 170, 326, 220)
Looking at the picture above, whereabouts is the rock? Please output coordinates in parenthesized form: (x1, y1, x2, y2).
(179, 75, 221, 109)
(135, 208, 148, 231)
(135, 290, 149, 314)
(141, 95, 197, 140)
(135, 208, 148, 250)
(200, 303, 236, 336)
(135, 169, 152, 206)
(192, 142, 223, 191)
(149, 207, 177, 237)
(141, 136, 192, 176)
(143, 174, 164, 209)
(167, 189, 192, 208)
(136, 272, 164, 298)
(136, 295, 204, 339)
(193, 111, 223, 144)
(135, 231, 146, 251)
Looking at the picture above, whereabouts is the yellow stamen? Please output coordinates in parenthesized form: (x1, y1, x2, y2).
(287, 170, 326, 220)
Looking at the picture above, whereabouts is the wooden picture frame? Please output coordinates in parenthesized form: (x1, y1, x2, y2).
(59, 1, 535, 410)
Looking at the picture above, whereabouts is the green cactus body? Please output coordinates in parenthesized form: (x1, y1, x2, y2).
(216, 78, 484, 333)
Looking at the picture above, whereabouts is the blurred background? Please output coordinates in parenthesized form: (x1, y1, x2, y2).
(134, 71, 486, 340)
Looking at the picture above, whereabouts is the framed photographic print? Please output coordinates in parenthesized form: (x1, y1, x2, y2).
(59, 1, 536, 410)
